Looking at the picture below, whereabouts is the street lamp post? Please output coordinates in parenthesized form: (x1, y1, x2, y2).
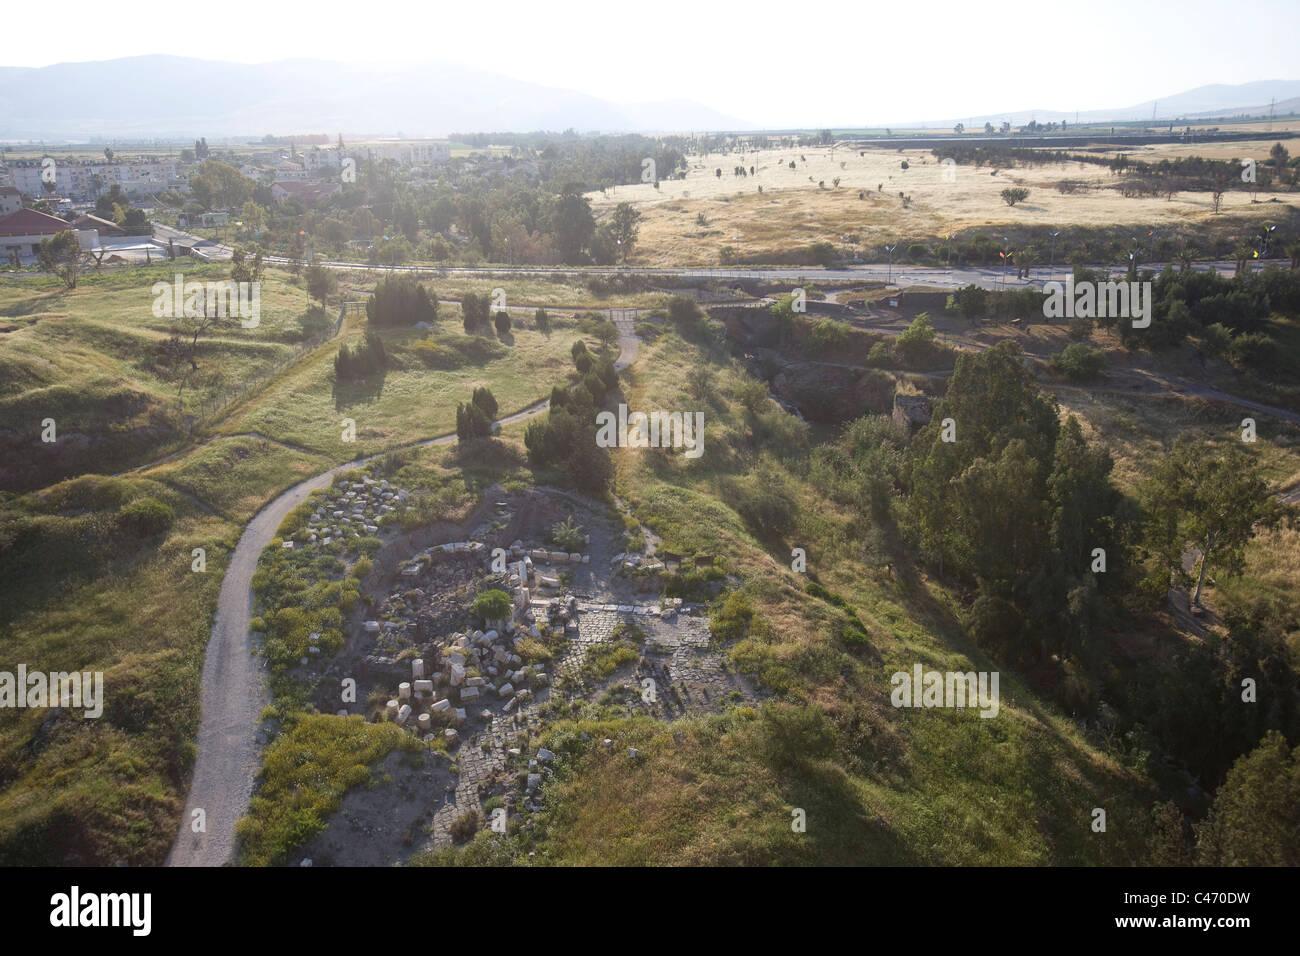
(1048, 229, 1060, 278)
(885, 242, 898, 283)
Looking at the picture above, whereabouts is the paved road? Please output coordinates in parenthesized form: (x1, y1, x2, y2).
(166, 316, 635, 866)
(152, 221, 1240, 290)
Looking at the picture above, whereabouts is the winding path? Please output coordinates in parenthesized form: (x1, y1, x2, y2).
(166, 314, 635, 866)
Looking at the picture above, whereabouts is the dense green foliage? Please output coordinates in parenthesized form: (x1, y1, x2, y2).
(366, 276, 438, 328)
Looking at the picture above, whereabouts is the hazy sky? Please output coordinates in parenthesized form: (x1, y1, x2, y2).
(9, 0, 1299, 127)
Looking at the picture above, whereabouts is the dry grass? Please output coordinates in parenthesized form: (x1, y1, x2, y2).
(590, 140, 1300, 267)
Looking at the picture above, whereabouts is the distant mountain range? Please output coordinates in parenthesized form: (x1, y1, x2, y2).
(0, 56, 750, 141)
(1, 58, 1298, 141)
(932, 80, 1300, 129)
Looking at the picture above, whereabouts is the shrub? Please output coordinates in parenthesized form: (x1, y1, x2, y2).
(456, 402, 492, 441)
(581, 370, 606, 404)
(460, 292, 491, 333)
(1050, 342, 1107, 382)
(449, 809, 481, 844)
(116, 497, 175, 537)
(470, 589, 512, 622)
(335, 329, 387, 381)
(867, 341, 894, 367)
(710, 591, 754, 643)
(471, 387, 498, 420)
(366, 276, 437, 327)
(548, 515, 586, 552)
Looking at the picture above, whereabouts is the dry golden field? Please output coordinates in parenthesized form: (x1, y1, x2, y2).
(589, 136, 1300, 267)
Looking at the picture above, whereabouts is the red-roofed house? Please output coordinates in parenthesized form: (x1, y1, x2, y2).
(0, 208, 97, 262)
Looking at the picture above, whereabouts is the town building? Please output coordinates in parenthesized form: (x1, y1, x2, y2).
(0, 208, 97, 262)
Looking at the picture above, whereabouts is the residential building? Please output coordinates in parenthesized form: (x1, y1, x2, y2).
(270, 181, 342, 206)
(0, 208, 97, 262)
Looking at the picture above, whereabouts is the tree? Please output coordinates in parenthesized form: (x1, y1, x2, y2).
(908, 341, 1060, 585)
(1194, 731, 1300, 865)
(894, 313, 939, 366)
(461, 292, 491, 333)
(119, 207, 150, 235)
(1210, 174, 1230, 214)
(352, 207, 379, 238)
(534, 307, 551, 333)
(493, 310, 511, 337)
(240, 201, 266, 234)
(953, 283, 987, 326)
(456, 401, 493, 442)
(188, 159, 252, 210)
(1268, 142, 1290, 168)
(609, 202, 641, 263)
(305, 264, 337, 308)
(366, 276, 437, 327)
(1001, 187, 1030, 207)
(595, 320, 619, 354)
(334, 330, 386, 381)
(1050, 343, 1106, 382)
(38, 230, 84, 289)
(550, 184, 595, 264)
(94, 185, 127, 219)
(471, 387, 498, 419)
(1143, 439, 1279, 606)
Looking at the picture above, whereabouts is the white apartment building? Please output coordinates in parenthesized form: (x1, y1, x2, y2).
(2, 158, 187, 201)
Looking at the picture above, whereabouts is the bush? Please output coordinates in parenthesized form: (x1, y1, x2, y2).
(471, 386, 498, 420)
(710, 591, 754, 643)
(366, 276, 437, 327)
(809, 241, 836, 266)
(493, 311, 511, 336)
(116, 497, 175, 537)
(335, 330, 387, 381)
(456, 401, 492, 441)
(449, 809, 481, 844)
(581, 370, 606, 404)
(1050, 342, 1106, 382)
(471, 589, 513, 622)
(895, 313, 944, 367)
(460, 292, 491, 333)
(548, 515, 586, 552)
(729, 475, 795, 536)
